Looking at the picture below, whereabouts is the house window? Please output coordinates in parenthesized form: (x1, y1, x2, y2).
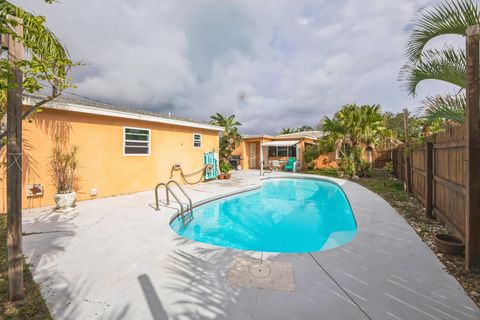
(124, 127, 150, 155)
(277, 146, 288, 157)
(268, 146, 277, 156)
(193, 134, 202, 148)
(288, 146, 297, 157)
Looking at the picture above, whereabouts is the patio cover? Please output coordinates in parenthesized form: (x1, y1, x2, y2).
(260, 140, 300, 175)
(262, 140, 299, 147)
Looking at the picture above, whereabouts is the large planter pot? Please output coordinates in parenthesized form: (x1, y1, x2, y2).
(434, 233, 464, 255)
(224, 172, 231, 179)
(54, 192, 77, 212)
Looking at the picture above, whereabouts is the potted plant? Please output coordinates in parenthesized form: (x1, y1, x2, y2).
(220, 161, 233, 179)
(49, 137, 79, 212)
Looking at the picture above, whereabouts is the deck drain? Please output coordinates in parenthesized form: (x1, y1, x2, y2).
(249, 264, 271, 278)
(227, 257, 295, 291)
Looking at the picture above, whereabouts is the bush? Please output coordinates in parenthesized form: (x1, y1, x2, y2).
(219, 161, 233, 173)
(384, 161, 394, 175)
(359, 160, 373, 177)
(303, 145, 320, 169)
(338, 152, 355, 176)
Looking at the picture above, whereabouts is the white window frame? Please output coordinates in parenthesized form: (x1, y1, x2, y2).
(123, 126, 151, 156)
(193, 133, 202, 148)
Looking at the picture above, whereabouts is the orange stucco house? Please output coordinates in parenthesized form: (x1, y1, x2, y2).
(0, 95, 222, 210)
(233, 131, 324, 170)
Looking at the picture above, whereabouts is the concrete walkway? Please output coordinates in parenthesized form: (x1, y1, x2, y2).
(22, 170, 480, 320)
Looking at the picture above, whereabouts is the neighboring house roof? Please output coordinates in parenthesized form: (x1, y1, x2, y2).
(23, 94, 224, 132)
(242, 131, 322, 141)
(274, 130, 323, 140)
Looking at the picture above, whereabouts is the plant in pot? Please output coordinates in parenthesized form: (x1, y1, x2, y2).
(220, 161, 233, 179)
(49, 137, 79, 212)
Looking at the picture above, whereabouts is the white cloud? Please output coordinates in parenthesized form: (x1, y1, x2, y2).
(14, 0, 454, 134)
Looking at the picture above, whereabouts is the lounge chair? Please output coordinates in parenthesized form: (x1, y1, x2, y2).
(284, 157, 296, 172)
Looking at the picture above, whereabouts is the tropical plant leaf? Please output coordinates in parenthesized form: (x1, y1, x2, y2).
(421, 92, 466, 124)
(400, 47, 466, 96)
(406, 0, 480, 62)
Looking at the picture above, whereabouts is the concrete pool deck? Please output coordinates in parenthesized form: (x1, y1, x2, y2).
(22, 170, 480, 319)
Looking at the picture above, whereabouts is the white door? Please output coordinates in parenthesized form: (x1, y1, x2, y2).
(249, 143, 257, 168)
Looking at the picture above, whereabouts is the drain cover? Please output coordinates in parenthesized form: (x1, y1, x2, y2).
(227, 257, 295, 291)
(249, 264, 271, 278)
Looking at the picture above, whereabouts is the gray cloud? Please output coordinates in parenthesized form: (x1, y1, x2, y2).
(14, 0, 458, 134)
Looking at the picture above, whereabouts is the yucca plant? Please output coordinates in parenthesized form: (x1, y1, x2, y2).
(49, 136, 79, 194)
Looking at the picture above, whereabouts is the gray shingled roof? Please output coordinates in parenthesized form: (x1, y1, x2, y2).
(23, 93, 213, 127)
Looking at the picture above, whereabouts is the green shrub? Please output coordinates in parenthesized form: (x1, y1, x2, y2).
(220, 161, 233, 173)
(338, 152, 355, 176)
(384, 161, 394, 175)
(303, 145, 320, 170)
(359, 160, 373, 177)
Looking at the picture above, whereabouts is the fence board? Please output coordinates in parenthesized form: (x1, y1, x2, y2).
(391, 125, 467, 241)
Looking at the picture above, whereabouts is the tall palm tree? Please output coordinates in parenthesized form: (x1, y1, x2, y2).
(401, 0, 480, 124)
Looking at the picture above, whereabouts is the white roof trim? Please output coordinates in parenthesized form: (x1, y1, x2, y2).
(262, 140, 300, 147)
(23, 96, 224, 132)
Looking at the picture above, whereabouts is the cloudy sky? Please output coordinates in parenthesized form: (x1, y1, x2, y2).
(14, 0, 459, 134)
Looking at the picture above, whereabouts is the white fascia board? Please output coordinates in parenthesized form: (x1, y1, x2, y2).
(24, 96, 224, 132)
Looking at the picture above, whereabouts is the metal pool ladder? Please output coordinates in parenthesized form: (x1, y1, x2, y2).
(154, 180, 194, 226)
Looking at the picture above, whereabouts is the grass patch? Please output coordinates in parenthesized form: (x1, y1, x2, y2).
(0, 215, 52, 320)
(305, 169, 480, 306)
(302, 168, 337, 177)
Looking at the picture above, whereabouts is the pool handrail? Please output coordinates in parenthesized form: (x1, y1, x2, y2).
(166, 180, 193, 212)
(154, 182, 184, 215)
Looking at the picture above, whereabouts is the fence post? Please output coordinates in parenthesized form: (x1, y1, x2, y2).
(425, 141, 433, 218)
(2, 17, 25, 300)
(465, 25, 480, 269)
(403, 109, 412, 193)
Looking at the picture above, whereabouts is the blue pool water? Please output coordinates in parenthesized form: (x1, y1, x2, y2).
(170, 179, 357, 253)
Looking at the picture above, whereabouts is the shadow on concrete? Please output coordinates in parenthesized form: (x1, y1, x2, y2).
(138, 274, 168, 320)
(163, 239, 244, 320)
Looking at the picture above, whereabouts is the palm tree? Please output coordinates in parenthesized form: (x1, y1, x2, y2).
(280, 128, 295, 134)
(0, 1, 75, 149)
(295, 125, 314, 132)
(400, 0, 480, 124)
(320, 104, 399, 174)
(209, 113, 242, 161)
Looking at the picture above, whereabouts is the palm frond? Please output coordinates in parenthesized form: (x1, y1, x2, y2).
(0, 1, 69, 61)
(400, 47, 466, 96)
(421, 92, 466, 124)
(406, 0, 480, 62)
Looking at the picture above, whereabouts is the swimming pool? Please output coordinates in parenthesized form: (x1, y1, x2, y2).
(170, 178, 357, 253)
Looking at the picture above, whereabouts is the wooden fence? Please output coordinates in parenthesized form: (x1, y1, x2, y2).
(391, 124, 479, 268)
(373, 150, 393, 169)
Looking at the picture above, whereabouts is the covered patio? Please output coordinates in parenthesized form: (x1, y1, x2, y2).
(260, 140, 300, 174)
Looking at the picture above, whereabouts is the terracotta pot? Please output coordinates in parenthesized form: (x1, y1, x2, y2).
(434, 234, 464, 255)
(54, 191, 77, 212)
(224, 172, 231, 179)
(218, 174, 225, 180)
